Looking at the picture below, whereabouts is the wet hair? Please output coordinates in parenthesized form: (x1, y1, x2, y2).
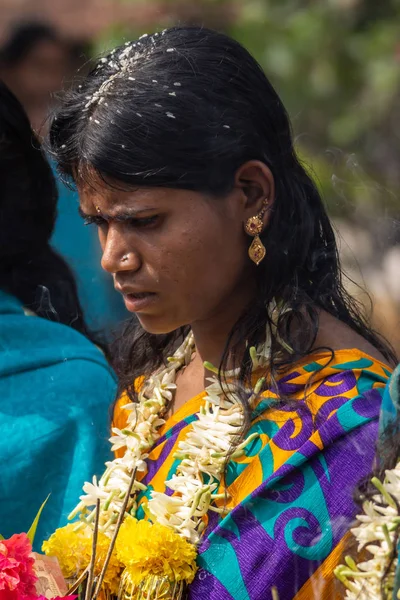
(0, 22, 60, 68)
(0, 80, 89, 334)
(48, 26, 396, 421)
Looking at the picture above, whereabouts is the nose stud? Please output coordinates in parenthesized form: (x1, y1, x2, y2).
(95, 205, 101, 214)
(121, 255, 129, 262)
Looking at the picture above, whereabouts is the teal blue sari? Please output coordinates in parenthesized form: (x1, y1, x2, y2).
(0, 290, 117, 548)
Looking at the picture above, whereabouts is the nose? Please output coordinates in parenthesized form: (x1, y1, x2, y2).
(100, 225, 141, 274)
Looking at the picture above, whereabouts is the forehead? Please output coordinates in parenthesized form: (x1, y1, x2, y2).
(80, 181, 165, 207)
(78, 179, 208, 217)
(27, 39, 66, 62)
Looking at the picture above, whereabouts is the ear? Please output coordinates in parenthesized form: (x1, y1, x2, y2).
(234, 160, 275, 225)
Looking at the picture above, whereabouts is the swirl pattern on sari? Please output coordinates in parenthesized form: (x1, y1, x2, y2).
(114, 350, 391, 599)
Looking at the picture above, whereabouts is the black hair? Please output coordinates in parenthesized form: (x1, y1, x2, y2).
(0, 80, 90, 334)
(48, 26, 396, 422)
(0, 22, 60, 68)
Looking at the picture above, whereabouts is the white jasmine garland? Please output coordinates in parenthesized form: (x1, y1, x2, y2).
(335, 461, 400, 599)
(69, 325, 276, 545)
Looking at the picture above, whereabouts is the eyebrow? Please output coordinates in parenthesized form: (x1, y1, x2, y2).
(78, 206, 156, 221)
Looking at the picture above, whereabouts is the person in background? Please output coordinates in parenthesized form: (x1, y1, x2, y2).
(0, 20, 128, 336)
(377, 364, 400, 596)
(0, 21, 68, 134)
(0, 81, 117, 547)
(51, 178, 129, 335)
(340, 364, 400, 597)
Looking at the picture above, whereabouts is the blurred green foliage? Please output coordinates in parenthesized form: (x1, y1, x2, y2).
(98, 0, 400, 217)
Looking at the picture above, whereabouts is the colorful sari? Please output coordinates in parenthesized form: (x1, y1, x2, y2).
(114, 349, 391, 599)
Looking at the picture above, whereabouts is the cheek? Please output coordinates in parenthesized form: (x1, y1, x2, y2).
(159, 221, 246, 307)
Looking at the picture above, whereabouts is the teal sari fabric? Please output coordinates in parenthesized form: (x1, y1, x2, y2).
(379, 364, 400, 599)
(0, 291, 117, 548)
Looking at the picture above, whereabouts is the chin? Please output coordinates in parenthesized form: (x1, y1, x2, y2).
(136, 313, 188, 335)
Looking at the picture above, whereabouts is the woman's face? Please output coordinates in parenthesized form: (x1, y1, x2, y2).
(79, 181, 257, 334)
(8, 40, 68, 103)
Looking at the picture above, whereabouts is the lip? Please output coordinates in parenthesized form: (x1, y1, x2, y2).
(121, 291, 157, 312)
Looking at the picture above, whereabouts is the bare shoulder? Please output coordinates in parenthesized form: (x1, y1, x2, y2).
(314, 310, 392, 366)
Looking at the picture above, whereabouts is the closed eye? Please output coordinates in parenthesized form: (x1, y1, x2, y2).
(81, 211, 160, 229)
(125, 215, 159, 228)
(83, 215, 106, 227)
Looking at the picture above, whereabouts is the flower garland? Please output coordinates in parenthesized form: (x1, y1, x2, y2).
(42, 523, 122, 595)
(70, 331, 269, 545)
(45, 321, 283, 596)
(115, 517, 197, 585)
(335, 459, 400, 599)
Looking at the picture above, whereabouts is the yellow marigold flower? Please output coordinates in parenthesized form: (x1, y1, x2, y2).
(42, 523, 122, 594)
(115, 517, 198, 585)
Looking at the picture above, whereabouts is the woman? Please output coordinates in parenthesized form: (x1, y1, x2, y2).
(0, 82, 116, 546)
(0, 21, 69, 133)
(47, 27, 395, 599)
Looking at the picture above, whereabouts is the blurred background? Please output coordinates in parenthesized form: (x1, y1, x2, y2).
(0, 0, 399, 350)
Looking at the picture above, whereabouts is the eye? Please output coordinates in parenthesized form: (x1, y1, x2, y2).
(129, 215, 159, 228)
(83, 215, 107, 227)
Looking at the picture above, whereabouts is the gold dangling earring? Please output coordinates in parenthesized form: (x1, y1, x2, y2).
(244, 199, 268, 266)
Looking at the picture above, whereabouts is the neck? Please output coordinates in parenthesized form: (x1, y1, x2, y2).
(190, 325, 231, 373)
(190, 279, 256, 369)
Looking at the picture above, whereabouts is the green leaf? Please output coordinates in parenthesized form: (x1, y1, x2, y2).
(27, 494, 50, 544)
(0, 533, 4, 540)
